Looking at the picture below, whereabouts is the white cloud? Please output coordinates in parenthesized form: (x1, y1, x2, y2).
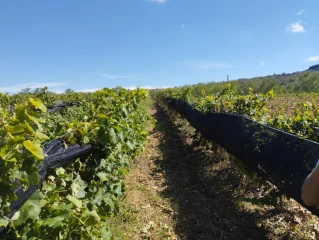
(51, 89, 66, 94)
(0, 82, 67, 93)
(260, 60, 265, 66)
(185, 61, 232, 70)
(146, 0, 166, 3)
(286, 22, 306, 33)
(181, 24, 186, 28)
(125, 85, 171, 90)
(296, 9, 305, 16)
(75, 88, 101, 93)
(306, 56, 319, 62)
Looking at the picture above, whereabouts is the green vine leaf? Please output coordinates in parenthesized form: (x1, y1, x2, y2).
(23, 140, 45, 160)
(71, 175, 87, 199)
(66, 195, 82, 208)
(29, 98, 47, 112)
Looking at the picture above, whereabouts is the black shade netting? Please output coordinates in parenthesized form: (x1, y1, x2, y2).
(167, 98, 319, 216)
(0, 138, 92, 236)
(7, 102, 80, 114)
(46, 102, 81, 113)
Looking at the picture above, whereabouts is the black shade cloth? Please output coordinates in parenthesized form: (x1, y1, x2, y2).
(167, 97, 319, 216)
(0, 100, 88, 237)
(46, 102, 81, 113)
(0, 138, 92, 235)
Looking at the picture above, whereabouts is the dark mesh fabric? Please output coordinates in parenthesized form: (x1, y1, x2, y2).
(0, 101, 86, 237)
(0, 138, 92, 235)
(46, 102, 80, 113)
(167, 98, 319, 216)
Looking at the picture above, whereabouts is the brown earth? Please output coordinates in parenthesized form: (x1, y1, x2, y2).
(111, 105, 319, 240)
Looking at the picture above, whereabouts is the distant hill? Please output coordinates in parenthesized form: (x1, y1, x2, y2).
(309, 64, 319, 71)
(180, 64, 319, 96)
(236, 64, 319, 85)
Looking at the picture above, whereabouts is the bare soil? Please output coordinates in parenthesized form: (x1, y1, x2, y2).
(111, 105, 319, 240)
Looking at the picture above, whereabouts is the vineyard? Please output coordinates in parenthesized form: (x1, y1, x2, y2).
(1, 86, 319, 239)
(0, 87, 149, 239)
(156, 85, 319, 142)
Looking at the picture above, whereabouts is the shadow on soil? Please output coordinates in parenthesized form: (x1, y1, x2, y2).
(151, 106, 273, 240)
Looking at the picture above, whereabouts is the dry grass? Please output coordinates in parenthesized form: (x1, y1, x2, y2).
(266, 96, 319, 116)
(111, 108, 177, 240)
(111, 104, 319, 240)
(166, 107, 319, 240)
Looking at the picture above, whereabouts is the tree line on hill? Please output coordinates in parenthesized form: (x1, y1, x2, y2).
(309, 64, 319, 71)
(153, 68, 319, 97)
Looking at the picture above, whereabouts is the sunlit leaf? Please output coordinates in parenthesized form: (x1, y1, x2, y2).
(23, 140, 44, 160)
(29, 98, 47, 112)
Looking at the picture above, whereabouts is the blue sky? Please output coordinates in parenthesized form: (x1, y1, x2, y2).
(0, 0, 318, 93)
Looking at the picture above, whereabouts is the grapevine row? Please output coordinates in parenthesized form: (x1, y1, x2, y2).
(0, 87, 149, 239)
(156, 84, 319, 142)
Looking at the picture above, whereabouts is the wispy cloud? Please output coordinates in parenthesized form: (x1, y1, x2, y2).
(296, 9, 305, 16)
(286, 22, 306, 33)
(181, 24, 186, 28)
(76, 88, 101, 93)
(51, 89, 66, 94)
(0, 82, 67, 93)
(185, 61, 232, 70)
(146, 0, 166, 3)
(306, 56, 319, 62)
(260, 60, 265, 66)
(126, 85, 171, 90)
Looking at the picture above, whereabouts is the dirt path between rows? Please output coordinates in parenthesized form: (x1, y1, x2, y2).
(111, 107, 177, 239)
(111, 106, 319, 240)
